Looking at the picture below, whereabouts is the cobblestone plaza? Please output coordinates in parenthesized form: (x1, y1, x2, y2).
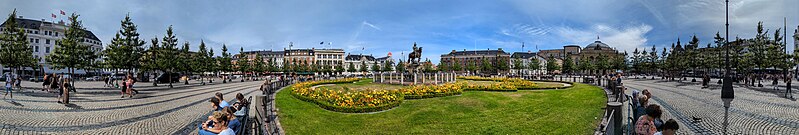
(624, 77, 799, 134)
(0, 81, 262, 134)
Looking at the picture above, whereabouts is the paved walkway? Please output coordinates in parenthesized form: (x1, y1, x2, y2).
(623, 77, 799, 135)
(0, 80, 263, 134)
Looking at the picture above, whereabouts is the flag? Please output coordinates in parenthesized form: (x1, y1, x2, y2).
(320, 42, 324, 45)
(60, 10, 65, 15)
(51, 13, 56, 18)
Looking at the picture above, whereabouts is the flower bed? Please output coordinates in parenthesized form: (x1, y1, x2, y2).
(290, 78, 404, 113)
(458, 76, 567, 90)
(400, 83, 463, 99)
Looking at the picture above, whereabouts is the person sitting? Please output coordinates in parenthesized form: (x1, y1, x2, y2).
(198, 111, 235, 135)
(222, 107, 241, 132)
(633, 95, 649, 126)
(635, 104, 662, 135)
(215, 92, 230, 108)
(232, 93, 249, 117)
(654, 119, 679, 135)
(209, 98, 222, 111)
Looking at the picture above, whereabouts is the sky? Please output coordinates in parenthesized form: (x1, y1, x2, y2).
(2, 0, 798, 64)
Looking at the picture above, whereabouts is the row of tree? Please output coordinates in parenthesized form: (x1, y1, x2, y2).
(630, 22, 799, 83)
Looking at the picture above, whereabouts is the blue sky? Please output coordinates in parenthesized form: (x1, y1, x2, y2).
(2, 0, 798, 64)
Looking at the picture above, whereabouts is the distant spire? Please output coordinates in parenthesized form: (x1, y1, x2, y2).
(597, 35, 600, 40)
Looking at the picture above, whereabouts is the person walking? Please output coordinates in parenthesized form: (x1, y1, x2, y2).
(58, 78, 72, 104)
(42, 74, 51, 92)
(126, 75, 136, 98)
(3, 72, 14, 99)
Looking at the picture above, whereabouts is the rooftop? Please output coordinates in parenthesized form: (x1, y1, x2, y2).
(0, 17, 101, 41)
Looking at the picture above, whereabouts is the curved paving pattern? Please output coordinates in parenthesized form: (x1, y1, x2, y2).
(0, 81, 264, 134)
(624, 78, 799, 134)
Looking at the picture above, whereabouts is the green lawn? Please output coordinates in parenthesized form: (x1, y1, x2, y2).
(317, 78, 407, 91)
(276, 83, 606, 135)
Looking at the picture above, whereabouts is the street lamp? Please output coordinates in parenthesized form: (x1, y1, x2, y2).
(721, 0, 735, 135)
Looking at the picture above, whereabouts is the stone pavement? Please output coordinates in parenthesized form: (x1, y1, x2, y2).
(623, 77, 799, 135)
(0, 80, 264, 134)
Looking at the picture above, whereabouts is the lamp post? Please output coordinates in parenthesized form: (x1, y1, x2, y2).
(721, 0, 735, 135)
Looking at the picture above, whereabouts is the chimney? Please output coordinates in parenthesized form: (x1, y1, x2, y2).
(18, 16, 22, 19)
(451, 50, 456, 53)
(41, 19, 45, 22)
(498, 48, 503, 51)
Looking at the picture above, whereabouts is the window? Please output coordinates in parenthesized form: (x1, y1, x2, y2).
(35, 39, 39, 43)
(55, 32, 58, 37)
(34, 31, 38, 34)
(30, 38, 33, 43)
(46, 39, 50, 44)
(45, 47, 50, 53)
(35, 46, 39, 52)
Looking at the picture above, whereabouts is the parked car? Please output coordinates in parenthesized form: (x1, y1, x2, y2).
(85, 76, 101, 81)
(155, 73, 181, 83)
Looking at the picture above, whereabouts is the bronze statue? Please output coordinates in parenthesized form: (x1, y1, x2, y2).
(408, 42, 423, 64)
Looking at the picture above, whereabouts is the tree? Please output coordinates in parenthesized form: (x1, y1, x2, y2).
(252, 54, 265, 75)
(334, 63, 344, 76)
(383, 60, 395, 72)
(46, 13, 98, 84)
(496, 57, 509, 73)
(562, 56, 575, 74)
(422, 59, 434, 73)
(179, 41, 192, 84)
(139, 37, 159, 86)
(481, 58, 493, 73)
(451, 61, 462, 72)
(371, 61, 381, 73)
(466, 60, 478, 73)
(236, 47, 250, 81)
(512, 58, 525, 75)
(596, 54, 610, 76)
(103, 14, 145, 75)
(194, 40, 209, 83)
(0, 9, 36, 76)
(436, 61, 448, 72)
(545, 57, 559, 74)
(207, 47, 216, 83)
(347, 62, 357, 73)
(577, 57, 593, 75)
(157, 25, 179, 88)
(219, 44, 232, 74)
(528, 58, 540, 75)
(360, 61, 369, 72)
(396, 60, 406, 73)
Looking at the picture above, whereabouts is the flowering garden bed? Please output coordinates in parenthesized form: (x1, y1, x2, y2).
(290, 78, 463, 113)
(290, 77, 572, 113)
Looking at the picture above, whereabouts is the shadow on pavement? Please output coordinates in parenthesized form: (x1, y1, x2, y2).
(4, 100, 24, 107)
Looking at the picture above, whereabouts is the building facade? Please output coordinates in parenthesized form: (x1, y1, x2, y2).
(241, 50, 284, 68)
(313, 49, 345, 69)
(344, 54, 375, 72)
(0, 16, 103, 74)
(440, 48, 511, 73)
(510, 51, 547, 75)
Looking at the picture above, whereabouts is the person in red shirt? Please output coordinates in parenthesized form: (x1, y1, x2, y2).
(635, 104, 662, 135)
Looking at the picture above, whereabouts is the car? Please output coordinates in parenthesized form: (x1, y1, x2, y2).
(28, 76, 44, 82)
(155, 73, 181, 83)
(85, 76, 101, 81)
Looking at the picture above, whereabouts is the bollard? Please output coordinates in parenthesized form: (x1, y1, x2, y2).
(435, 73, 439, 85)
(255, 94, 268, 122)
(413, 73, 418, 85)
(615, 86, 624, 102)
(607, 102, 623, 135)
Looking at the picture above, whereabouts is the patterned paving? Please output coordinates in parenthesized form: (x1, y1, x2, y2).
(0, 80, 263, 134)
(623, 77, 799, 135)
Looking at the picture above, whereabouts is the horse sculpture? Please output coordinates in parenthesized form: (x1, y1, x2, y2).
(408, 42, 423, 64)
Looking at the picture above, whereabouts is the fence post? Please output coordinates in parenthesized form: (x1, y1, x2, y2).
(608, 102, 623, 135)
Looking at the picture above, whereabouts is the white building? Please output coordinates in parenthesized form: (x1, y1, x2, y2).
(510, 51, 547, 75)
(313, 48, 345, 69)
(344, 54, 375, 74)
(0, 16, 103, 75)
